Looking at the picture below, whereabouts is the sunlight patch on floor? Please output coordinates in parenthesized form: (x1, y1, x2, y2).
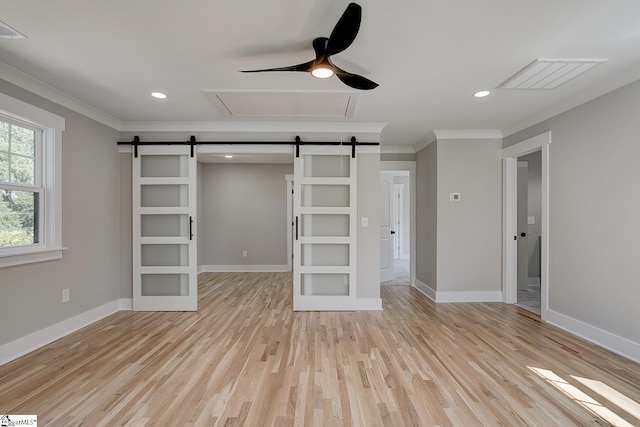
(529, 366, 636, 427)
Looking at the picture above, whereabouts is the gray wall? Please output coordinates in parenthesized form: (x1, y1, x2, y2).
(436, 139, 502, 293)
(0, 79, 123, 346)
(356, 153, 381, 298)
(119, 154, 133, 298)
(380, 153, 416, 162)
(198, 163, 292, 266)
(416, 142, 437, 289)
(504, 79, 640, 343)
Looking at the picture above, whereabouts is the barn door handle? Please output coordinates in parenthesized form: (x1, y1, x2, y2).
(189, 216, 193, 240)
(295, 216, 299, 240)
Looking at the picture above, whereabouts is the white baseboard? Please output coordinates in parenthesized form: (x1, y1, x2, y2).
(294, 297, 382, 311)
(0, 298, 132, 367)
(527, 277, 541, 286)
(413, 280, 502, 303)
(436, 291, 503, 303)
(545, 309, 640, 364)
(414, 279, 436, 301)
(356, 298, 383, 310)
(199, 265, 289, 273)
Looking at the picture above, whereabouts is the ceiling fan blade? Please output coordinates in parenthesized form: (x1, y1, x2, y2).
(326, 3, 362, 56)
(335, 69, 378, 90)
(241, 60, 314, 73)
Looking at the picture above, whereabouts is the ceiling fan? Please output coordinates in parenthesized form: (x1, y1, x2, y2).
(241, 3, 378, 90)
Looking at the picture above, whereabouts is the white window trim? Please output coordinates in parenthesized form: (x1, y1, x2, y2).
(0, 92, 65, 268)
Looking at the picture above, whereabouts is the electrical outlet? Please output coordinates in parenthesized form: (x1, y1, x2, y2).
(62, 289, 70, 303)
(242, 250, 248, 258)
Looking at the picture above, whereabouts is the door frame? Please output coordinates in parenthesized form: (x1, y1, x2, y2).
(501, 131, 551, 318)
(379, 172, 394, 282)
(380, 161, 416, 286)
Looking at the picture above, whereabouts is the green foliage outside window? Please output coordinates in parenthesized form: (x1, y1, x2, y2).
(0, 120, 38, 247)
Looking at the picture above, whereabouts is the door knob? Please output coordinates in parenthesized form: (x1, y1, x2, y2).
(390, 230, 396, 234)
(520, 232, 527, 237)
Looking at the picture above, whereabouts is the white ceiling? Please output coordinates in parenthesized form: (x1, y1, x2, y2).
(2, 0, 640, 148)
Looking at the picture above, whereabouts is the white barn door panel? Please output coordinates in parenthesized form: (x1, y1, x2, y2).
(293, 146, 356, 311)
(132, 145, 197, 311)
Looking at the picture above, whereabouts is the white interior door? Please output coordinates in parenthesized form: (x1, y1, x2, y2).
(293, 146, 356, 311)
(392, 186, 402, 260)
(379, 172, 394, 282)
(517, 162, 529, 291)
(132, 145, 197, 311)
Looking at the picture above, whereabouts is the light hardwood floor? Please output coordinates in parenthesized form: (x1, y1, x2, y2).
(1, 272, 639, 426)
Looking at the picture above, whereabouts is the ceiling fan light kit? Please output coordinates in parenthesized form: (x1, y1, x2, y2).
(241, 3, 378, 90)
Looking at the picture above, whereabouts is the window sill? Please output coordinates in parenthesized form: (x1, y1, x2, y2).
(0, 247, 66, 268)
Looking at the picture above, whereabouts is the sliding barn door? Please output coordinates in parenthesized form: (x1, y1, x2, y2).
(293, 146, 356, 310)
(132, 146, 197, 311)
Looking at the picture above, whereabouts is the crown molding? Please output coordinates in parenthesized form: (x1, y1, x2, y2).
(502, 61, 640, 137)
(433, 129, 502, 140)
(0, 60, 123, 131)
(414, 131, 437, 152)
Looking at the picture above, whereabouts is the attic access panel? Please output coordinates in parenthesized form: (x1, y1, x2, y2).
(204, 91, 359, 118)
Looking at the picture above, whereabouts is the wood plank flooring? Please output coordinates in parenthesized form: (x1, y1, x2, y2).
(1, 272, 639, 426)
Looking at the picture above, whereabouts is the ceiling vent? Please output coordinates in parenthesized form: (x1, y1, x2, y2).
(498, 58, 607, 90)
(0, 21, 26, 39)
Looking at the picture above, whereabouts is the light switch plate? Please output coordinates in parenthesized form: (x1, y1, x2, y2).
(528, 216, 535, 225)
(361, 217, 368, 227)
(450, 193, 461, 202)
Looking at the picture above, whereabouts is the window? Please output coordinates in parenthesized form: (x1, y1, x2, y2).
(0, 92, 64, 267)
(1, 119, 42, 247)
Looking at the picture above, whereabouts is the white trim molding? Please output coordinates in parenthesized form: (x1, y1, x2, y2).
(294, 297, 382, 311)
(434, 129, 502, 140)
(380, 161, 417, 287)
(0, 60, 122, 130)
(0, 298, 132, 366)
(435, 291, 503, 303)
(413, 280, 502, 303)
(199, 265, 290, 273)
(546, 309, 640, 364)
(501, 131, 551, 319)
(414, 279, 436, 301)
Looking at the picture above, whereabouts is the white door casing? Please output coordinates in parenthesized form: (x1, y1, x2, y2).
(502, 131, 550, 319)
(379, 172, 394, 282)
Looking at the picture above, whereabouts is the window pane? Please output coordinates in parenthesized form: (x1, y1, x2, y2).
(0, 152, 7, 182)
(0, 122, 8, 151)
(0, 189, 39, 247)
(10, 155, 35, 185)
(10, 125, 35, 157)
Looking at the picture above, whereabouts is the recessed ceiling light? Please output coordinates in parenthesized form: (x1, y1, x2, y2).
(474, 90, 490, 98)
(224, 155, 233, 159)
(151, 92, 167, 99)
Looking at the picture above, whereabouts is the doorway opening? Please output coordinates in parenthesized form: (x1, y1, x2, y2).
(516, 152, 542, 314)
(501, 131, 550, 319)
(379, 162, 416, 286)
